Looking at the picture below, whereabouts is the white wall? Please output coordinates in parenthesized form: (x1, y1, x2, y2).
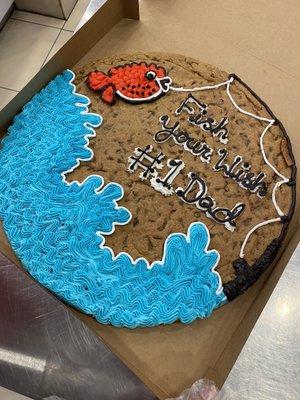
(0, 0, 13, 23)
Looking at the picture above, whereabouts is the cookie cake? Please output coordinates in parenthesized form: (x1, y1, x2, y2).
(0, 53, 296, 328)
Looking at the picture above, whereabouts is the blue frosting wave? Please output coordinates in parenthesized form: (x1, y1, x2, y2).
(0, 70, 226, 328)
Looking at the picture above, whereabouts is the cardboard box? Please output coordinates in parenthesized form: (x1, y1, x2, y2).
(0, 1, 299, 398)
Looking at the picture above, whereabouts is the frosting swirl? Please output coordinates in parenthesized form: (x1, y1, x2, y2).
(0, 70, 226, 328)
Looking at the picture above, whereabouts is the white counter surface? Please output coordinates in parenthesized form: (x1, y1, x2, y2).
(221, 244, 300, 400)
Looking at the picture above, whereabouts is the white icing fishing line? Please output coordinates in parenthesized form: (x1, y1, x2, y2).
(226, 82, 289, 258)
(170, 77, 233, 92)
(240, 218, 281, 258)
(226, 81, 274, 123)
(169, 76, 291, 259)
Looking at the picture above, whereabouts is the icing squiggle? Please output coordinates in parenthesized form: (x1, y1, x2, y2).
(226, 82, 289, 257)
(0, 70, 225, 328)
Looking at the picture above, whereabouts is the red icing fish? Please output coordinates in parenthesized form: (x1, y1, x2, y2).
(86, 62, 172, 105)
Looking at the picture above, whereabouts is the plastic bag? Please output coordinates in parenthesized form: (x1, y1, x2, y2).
(167, 379, 220, 400)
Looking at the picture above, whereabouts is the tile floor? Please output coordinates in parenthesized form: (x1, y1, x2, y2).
(0, 0, 91, 111)
(0, 1, 95, 398)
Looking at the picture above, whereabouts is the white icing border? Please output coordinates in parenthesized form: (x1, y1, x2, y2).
(170, 76, 290, 259)
(96, 221, 224, 296)
(62, 69, 132, 235)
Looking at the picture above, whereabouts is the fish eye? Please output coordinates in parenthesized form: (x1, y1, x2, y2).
(146, 71, 156, 80)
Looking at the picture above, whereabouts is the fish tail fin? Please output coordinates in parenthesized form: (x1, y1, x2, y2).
(86, 71, 116, 105)
(86, 71, 112, 91)
(101, 85, 116, 105)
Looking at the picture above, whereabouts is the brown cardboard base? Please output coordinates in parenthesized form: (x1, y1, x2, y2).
(74, 228, 299, 399)
(75, 285, 264, 399)
(0, 1, 299, 399)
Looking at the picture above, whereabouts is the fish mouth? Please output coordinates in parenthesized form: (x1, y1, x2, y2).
(116, 75, 173, 104)
(157, 76, 172, 92)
